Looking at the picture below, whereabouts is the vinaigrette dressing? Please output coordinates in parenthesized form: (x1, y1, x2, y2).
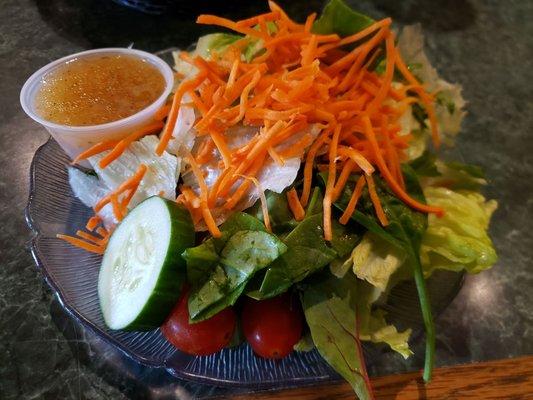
(34, 54, 166, 126)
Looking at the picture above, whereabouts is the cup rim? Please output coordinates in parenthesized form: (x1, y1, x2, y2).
(19, 47, 174, 134)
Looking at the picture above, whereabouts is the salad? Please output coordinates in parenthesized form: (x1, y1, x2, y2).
(58, 1, 498, 398)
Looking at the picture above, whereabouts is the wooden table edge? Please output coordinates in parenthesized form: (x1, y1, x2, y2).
(217, 355, 533, 399)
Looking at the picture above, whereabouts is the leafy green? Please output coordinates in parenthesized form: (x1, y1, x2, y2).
(305, 187, 324, 217)
(293, 332, 315, 352)
(183, 213, 286, 321)
(312, 0, 374, 37)
(414, 155, 487, 191)
(409, 151, 441, 177)
(196, 33, 242, 58)
(421, 187, 498, 276)
(254, 212, 360, 299)
(348, 232, 407, 293)
(301, 271, 373, 400)
(327, 166, 435, 381)
(248, 190, 298, 234)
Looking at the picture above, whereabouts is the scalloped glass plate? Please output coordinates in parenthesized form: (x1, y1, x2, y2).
(26, 137, 463, 389)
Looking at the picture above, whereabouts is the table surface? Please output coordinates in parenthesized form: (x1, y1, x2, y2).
(1, 0, 532, 399)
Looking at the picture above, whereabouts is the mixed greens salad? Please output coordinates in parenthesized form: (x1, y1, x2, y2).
(61, 1, 497, 398)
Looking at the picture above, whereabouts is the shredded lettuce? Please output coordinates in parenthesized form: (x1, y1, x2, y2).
(421, 187, 498, 275)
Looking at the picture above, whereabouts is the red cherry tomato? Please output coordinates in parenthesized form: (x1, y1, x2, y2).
(242, 292, 303, 359)
(161, 289, 236, 356)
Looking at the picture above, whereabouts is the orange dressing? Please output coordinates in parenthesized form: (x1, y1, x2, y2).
(34, 54, 166, 126)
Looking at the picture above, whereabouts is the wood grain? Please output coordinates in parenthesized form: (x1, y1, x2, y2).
(227, 356, 533, 400)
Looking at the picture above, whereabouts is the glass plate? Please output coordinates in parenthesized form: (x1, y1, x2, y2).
(25, 138, 464, 389)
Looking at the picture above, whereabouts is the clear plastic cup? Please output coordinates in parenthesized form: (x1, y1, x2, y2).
(20, 48, 174, 166)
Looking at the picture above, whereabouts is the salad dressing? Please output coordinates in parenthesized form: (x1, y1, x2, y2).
(34, 54, 165, 126)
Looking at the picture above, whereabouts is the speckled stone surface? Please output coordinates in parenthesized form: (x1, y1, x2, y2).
(0, 0, 532, 399)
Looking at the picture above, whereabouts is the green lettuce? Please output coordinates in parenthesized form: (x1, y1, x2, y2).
(397, 25, 466, 146)
(312, 0, 374, 37)
(421, 187, 498, 276)
(332, 235, 413, 358)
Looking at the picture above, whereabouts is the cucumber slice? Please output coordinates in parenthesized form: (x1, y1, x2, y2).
(98, 196, 194, 331)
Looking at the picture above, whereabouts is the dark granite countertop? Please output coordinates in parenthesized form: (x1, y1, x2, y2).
(1, 0, 532, 399)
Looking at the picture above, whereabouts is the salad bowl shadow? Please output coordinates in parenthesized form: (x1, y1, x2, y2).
(25, 137, 464, 389)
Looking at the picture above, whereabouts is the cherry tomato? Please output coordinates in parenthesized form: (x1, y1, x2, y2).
(161, 288, 236, 356)
(242, 292, 303, 359)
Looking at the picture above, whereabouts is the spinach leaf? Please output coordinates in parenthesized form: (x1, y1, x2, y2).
(326, 167, 436, 382)
(409, 151, 441, 177)
(183, 213, 286, 321)
(312, 0, 374, 37)
(254, 213, 360, 299)
(301, 271, 373, 400)
(248, 190, 298, 234)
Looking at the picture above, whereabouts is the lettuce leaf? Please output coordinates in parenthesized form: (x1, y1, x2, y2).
(421, 187, 498, 276)
(332, 235, 413, 359)
(397, 25, 466, 146)
(312, 0, 374, 37)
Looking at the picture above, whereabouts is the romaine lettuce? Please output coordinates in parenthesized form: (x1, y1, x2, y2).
(421, 187, 498, 275)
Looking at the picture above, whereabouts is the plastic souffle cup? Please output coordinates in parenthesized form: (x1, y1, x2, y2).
(20, 48, 174, 166)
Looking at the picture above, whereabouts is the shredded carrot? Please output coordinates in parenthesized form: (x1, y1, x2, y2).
(154, 104, 171, 121)
(156, 71, 207, 156)
(339, 176, 366, 225)
(75, 230, 106, 246)
(237, 174, 272, 232)
(99, 121, 163, 168)
(323, 123, 341, 241)
(286, 188, 305, 221)
(85, 216, 101, 231)
(56, 234, 104, 254)
(362, 115, 443, 216)
(61, 3, 446, 244)
(332, 159, 355, 201)
(72, 140, 118, 164)
(186, 153, 221, 237)
(366, 174, 389, 226)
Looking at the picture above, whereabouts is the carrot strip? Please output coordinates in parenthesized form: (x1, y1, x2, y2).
(235, 10, 279, 27)
(366, 174, 389, 226)
(301, 128, 330, 206)
(286, 188, 305, 221)
(75, 230, 106, 246)
(154, 104, 171, 121)
(85, 216, 101, 231)
(393, 48, 440, 147)
(361, 115, 444, 216)
(323, 123, 341, 241)
(339, 176, 366, 225)
(99, 121, 163, 168)
(196, 14, 269, 40)
(337, 146, 374, 175)
(156, 71, 207, 156)
(237, 174, 272, 232)
(210, 130, 232, 168)
(186, 153, 221, 237)
(56, 234, 103, 254)
(332, 159, 355, 201)
(72, 140, 118, 164)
